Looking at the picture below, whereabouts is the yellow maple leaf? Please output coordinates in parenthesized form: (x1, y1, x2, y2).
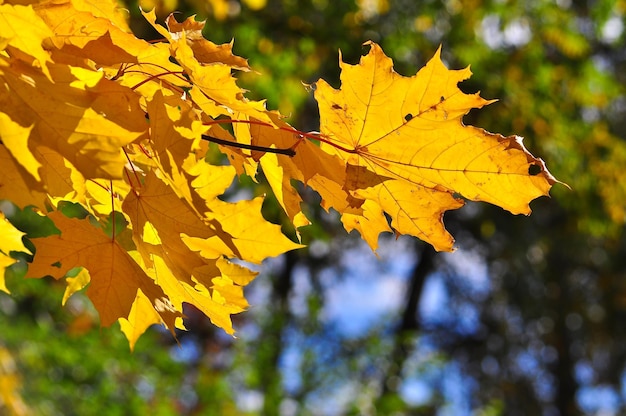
(313, 42, 560, 251)
(143, 90, 207, 206)
(123, 171, 300, 288)
(0, 254, 15, 294)
(34, 0, 142, 66)
(26, 211, 181, 328)
(140, 9, 272, 123)
(123, 171, 227, 287)
(1, 129, 87, 210)
(191, 196, 305, 263)
(163, 13, 250, 70)
(0, 4, 53, 77)
(128, 250, 251, 339)
(187, 159, 239, 203)
(0, 144, 47, 209)
(215, 257, 257, 286)
(62, 268, 90, 305)
(119, 224, 258, 344)
(34, 2, 187, 101)
(67, 0, 132, 32)
(173, 40, 271, 122)
(0, 212, 31, 294)
(0, 59, 147, 180)
(119, 288, 165, 351)
(84, 178, 129, 216)
(32, 146, 88, 208)
(141, 9, 257, 112)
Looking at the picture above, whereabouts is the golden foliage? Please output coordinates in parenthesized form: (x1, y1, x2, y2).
(0, 0, 559, 345)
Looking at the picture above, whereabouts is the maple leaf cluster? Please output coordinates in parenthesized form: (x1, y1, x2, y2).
(0, 0, 559, 346)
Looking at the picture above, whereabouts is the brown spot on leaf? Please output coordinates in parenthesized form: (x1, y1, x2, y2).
(528, 164, 542, 176)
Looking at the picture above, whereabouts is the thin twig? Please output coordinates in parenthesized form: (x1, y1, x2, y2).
(202, 134, 296, 157)
(110, 179, 115, 241)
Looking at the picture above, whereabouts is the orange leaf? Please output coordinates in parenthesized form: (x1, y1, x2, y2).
(26, 211, 181, 328)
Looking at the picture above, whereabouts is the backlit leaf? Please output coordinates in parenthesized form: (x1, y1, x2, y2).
(163, 13, 250, 69)
(34, 0, 143, 66)
(0, 212, 31, 293)
(0, 4, 53, 77)
(0, 144, 47, 209)
(27, 211, 181, 329)
(313, 42, 560, 251)
(0, 59, 147, 180)
(119, 289, 164, 351)
(62, 268, 90, 305)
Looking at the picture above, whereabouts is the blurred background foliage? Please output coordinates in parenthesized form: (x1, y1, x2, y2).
(2, 0, 626, 414)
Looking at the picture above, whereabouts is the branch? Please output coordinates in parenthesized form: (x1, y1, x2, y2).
(201, 134, 296, 157)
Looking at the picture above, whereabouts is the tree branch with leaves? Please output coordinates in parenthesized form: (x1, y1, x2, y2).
(0, 0, 560, 348)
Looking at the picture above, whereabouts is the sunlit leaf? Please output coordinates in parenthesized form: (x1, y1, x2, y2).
(61, 268, 90, 305)
(0, 60, 147, 180)
(313, 42, 560, 250)
(27, 211, 181, 329)
(0, 4, 53, 77)
(0, 212, 31, 293)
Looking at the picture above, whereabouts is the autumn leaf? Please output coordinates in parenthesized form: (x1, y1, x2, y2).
(123, 170, 227, 288)
(123, 170, 301, 283)
(34, 0, 140, 66)
(120, 166, 299, 343)
(35, 0, 186, 100)
(0, 59, 147, 180)
(0, 3, 53, 77)
(65, 0, 132, 31)
(312, 42, 560, 251)
(26, 211, 181, 329)
(162, 13, 250, 69)
(62, 268, 90, 305)
(127, 249, 254, 343)
(119, 289, 165, 350)
(0, 254, 14, 294)
(142, 90, 207, 207)
(142, 10, 268, 121)
(191, 195, 305, 263)
(0, 212, 31, 294)
(0, 144, 47, 209)
(175, 43, 271, 122)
